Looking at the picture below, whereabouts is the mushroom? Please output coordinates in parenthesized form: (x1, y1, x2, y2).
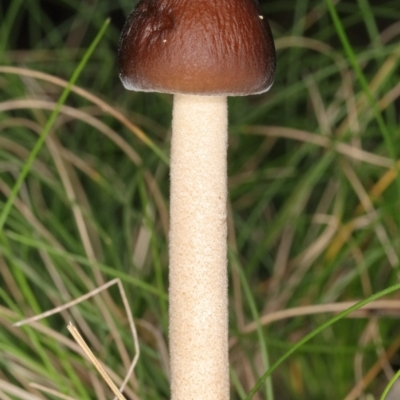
(118, 0, 276, 398)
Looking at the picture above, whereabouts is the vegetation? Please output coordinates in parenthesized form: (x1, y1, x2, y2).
(0, 0, 399, 399)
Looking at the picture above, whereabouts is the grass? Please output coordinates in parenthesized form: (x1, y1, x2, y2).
(1, 0, 400, 399)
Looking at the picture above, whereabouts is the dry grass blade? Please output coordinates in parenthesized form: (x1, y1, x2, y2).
(28, 383, 77, 400)
(341, 161, 399, 267)
(15, 279, 139, 398)
(0, 98, 141, 165)
(0, 379, 42, 400)
(67, 322, 127, 400)
(344, 336, 400, 400)
(0, 66, 155, 160)
(275, 36, 333, 55)
(0, 98, 169, 235)
(242, 300, 400, 334)
(245, 126, 392, 168)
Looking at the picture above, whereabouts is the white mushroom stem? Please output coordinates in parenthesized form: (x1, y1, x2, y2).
(169, 94, 229, 400)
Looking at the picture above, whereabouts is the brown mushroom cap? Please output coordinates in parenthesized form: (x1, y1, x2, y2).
(118, 0, 276, 96)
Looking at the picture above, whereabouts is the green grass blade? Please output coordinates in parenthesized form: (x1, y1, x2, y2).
(0, 18, 110, 233)
(231, 250, 274, 400)
(0, 0, 24, 57)
(245, 282, 400, 399)
(380, 369, 400, 400)
(3, 231, 167, 299)
(324, 0, 400, 220)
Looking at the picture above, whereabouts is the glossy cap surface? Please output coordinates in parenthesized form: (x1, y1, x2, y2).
(118, 0, 276, 96)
